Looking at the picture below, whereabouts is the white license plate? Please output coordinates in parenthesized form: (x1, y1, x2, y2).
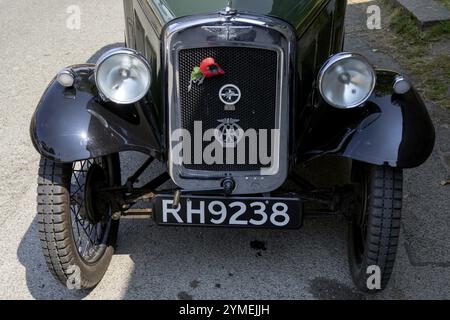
(153, 195, 302, 229)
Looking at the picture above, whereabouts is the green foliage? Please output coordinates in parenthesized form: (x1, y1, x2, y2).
(437, 0, 450, 10)
(380, 0, 450, 108)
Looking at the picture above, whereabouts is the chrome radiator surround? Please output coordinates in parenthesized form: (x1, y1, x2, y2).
(162, 13, 296, 194)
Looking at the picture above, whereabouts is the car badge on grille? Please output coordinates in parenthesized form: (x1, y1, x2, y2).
(214, 118, 244, 148)
(188, 57, 224, 92)
(219, 84, 241, 111)
(201, 26, 253, 40)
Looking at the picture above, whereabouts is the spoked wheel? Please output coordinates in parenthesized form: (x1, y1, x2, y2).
(37, 154, 121, 289)
(348, 161, 403, 292)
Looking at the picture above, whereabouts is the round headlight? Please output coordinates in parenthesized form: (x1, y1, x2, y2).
(318, 53, 376, 109)
(95, 48, 151, 104)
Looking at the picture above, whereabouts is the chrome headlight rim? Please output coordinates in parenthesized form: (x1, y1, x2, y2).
(94, 47, 151, 104)
(318, 52, 377, 109)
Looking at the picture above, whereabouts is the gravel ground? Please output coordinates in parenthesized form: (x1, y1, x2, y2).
(0, 0, 448, 300)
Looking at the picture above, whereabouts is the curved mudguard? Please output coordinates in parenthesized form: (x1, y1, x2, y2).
(30, 65, 162, 163)
(300, 70, 435, 168)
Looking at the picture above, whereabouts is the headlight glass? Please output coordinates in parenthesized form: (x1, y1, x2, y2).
(95, 48, 151, 104)
(318, 53, 376, 109)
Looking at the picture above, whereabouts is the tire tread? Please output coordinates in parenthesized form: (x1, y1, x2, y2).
(366, 165, 403, 288)
(37, 158, 76, 286)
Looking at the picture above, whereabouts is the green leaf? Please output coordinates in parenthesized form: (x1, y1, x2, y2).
(190, 66, 204, 81)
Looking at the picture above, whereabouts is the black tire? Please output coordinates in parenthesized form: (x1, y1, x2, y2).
(348, 162, 403, 292)
(37, 154, 121, 289)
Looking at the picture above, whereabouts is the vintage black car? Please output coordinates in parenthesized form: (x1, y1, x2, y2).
(30, 0, 435, 292)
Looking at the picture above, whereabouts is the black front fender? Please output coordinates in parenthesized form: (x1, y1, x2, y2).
(300, 70, 435, 168)
(30, 65, 162, 163)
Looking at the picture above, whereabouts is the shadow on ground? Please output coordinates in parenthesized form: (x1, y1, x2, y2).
(17, 145, 356, 299)
(17, 209, 358, 299)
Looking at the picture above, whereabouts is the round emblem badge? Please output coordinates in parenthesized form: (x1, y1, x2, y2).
(219, 84, 241, 105)
(215, 118, 244, 148)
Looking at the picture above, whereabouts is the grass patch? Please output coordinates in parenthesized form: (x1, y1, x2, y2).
(437, 0, 450, 10)
(378, 0, 450, 108)
(420, 56, 450, 105)
(388, 4, 450, 41)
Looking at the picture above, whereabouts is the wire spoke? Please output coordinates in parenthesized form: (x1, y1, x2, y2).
(70, 197, 83, 208)
(71, 172, 85, 197)
(69, 159, 112, 263)
(74, 214, 95, 244)
(71, 212, 82, 246)
(71, 166, 86, 210)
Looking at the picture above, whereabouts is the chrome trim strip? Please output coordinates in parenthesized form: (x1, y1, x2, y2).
(145, 0, 175, 27)
(162, 13, 296, 194)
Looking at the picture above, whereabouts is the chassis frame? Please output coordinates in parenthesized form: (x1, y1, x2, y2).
(101, 155, 356, 222)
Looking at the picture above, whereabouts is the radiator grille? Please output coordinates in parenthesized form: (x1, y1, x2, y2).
(178, 47, 278, 172)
